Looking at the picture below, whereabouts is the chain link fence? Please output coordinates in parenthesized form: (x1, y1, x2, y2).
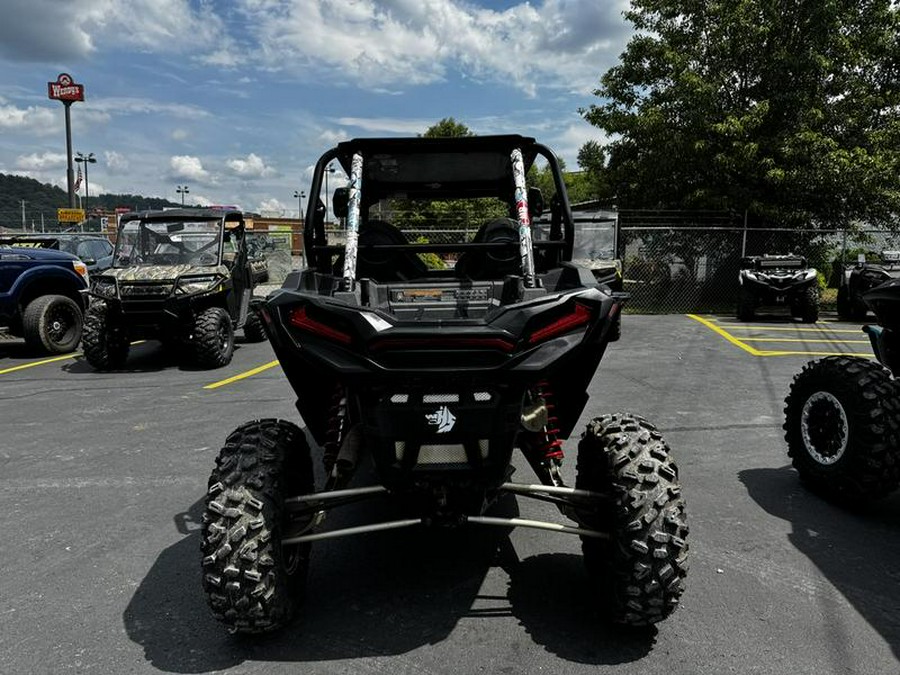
(617, 210, 900, 313)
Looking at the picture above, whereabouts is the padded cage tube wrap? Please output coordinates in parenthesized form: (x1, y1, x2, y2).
(511, 148, 537, 288)
(342, 152, 364, 289)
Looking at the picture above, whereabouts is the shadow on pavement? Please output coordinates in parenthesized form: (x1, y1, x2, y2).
(739, 465, 900, 661)
(125, 492, 654, 673)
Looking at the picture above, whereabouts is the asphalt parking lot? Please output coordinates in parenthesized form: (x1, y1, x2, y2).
(1, 313, 898, 675)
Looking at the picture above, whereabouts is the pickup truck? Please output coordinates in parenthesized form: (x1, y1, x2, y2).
(0, 242, 90, 353)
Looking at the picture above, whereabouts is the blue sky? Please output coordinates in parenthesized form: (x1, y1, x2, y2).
(0, 0, 632, 217)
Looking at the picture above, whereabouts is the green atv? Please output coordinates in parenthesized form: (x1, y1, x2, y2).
(83, 208, 267, 370)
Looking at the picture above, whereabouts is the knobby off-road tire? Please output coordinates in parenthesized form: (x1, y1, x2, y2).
(22, 294, 83, 354)
(82, 303, 130, 369)
(784, 356, 900, 501)
(794, 285, 819, 323)
(837, 285, 868, 322)
(737, 286, 755, 322)
(202, 419, 315, 634)
(243, 309, 267, 343)
(193, 307, 235, 368)
(575, 413, 689, 626)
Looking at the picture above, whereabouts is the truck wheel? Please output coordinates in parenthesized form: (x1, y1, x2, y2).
(22, 294, 83, 354)
(836, 286, 853, 320)
(82, 303, 130, 369)
(202, 419, 315, 634)
(737, 286, 755, 321)
(794, 286, 819, 323)
(784, 356, 900, 501)
(575, 413, 689, 626)
(194, 307, 235, 368)
(243, 309, 267, 343)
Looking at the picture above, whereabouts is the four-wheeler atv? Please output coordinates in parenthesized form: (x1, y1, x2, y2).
(784, 278, 900, 502)
(83, 208, 267, 370)
(737, 254, 819, 322)
(836, 250, 900, 321)
(200, 135, 689, 634)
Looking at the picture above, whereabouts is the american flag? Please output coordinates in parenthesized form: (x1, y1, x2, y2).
(74, 167, 82, 192)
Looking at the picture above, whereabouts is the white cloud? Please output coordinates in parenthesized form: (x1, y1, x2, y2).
(226, 153, 276, 178)
(104, 151, 129, 171)
(170, 155, 210, 182)
(0, 99, 59, 136)
(91, 97, 209, 120)
(241, 0, 631, 94)
(335, 117, 434, 134)
(257, 198, 287, 216)
(0, 0, 229, 63)
(16, 152, 68, 171)
(171, 129, 189, 141)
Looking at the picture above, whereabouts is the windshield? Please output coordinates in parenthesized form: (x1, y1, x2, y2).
(571, 213, 617, 262)
(114, 219, 222, 267)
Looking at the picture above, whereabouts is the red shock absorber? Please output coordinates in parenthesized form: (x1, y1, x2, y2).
(534, 380, 564, 460)
(322, 382, 347, 473)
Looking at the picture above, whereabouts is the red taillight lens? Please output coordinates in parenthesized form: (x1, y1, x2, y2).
(288, 307, 352, 344)
(527, 302, 593, 344)
(369, 336, 515, 353)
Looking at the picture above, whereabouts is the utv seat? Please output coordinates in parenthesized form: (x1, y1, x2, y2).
(455, 218, 521, 280)
(338, 220, 428, 282)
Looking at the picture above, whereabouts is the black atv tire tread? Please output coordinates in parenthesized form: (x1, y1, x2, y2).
(193, 307, 235, 368)
(737, 287, 755, 321)
(783, 355, 900, 500)
(796, 285, 819, 323)
(575, 413, 689, 626)
(82, 303, 129, 369)
(22, 294, 83, 354)
(201, 418, 314, 634)
(836, 286, 852, 321)
(243, 310, 267, 343)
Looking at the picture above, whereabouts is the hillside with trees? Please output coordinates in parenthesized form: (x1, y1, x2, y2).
(0, 173, 183, 230)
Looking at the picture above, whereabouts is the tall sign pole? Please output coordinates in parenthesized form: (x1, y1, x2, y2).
(47, 73, 85, 208)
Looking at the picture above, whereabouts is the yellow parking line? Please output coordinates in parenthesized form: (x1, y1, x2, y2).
(716, 325, 864, 333)
(204, 360, 280, 390)
(687, 315, 873, 358)
(0, 353, 79, 375)
(740, 338, 870, 344)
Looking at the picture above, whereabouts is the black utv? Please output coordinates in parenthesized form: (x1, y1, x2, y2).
(784, 277, 900, 502)
(83, 208, 266, 370)
(737, 254, 819, 322)
(200, 135, 689, 634)
(836, 250, 900, 321)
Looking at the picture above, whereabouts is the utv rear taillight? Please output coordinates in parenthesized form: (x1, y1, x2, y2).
(527, 302, 592, 344)
(369, 336, 515, 353)
(287, 307, 352, 344)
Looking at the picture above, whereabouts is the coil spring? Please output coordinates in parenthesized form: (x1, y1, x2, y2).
(534, 380, 564, 460)
(322, 383, 347, 472)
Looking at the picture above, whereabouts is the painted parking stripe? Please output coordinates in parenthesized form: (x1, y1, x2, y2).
(0, 340, 147, 376)
(0, 353, 79, 375)
(739, 337, 870, 344)
(687, 314, 873, 358)
(203, 359, 280, 390)
(713, 325, 863, 333)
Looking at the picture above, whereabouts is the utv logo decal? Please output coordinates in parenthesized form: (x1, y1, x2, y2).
(426, 406, 456, 433)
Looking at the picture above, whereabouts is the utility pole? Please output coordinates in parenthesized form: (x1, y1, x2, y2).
(20, 199, 26, 231)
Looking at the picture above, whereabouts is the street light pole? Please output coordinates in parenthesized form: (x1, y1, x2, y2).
(293, 190, 306, 222)
(176, 185, 190, 206)
(75, 151, 96, 230)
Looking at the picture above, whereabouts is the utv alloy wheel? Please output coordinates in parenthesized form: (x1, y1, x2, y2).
(201, 419, 315, 634)
(575, 413, 689, 626)
(23, 294, 83, 354)
(82, 303, 130, 369)
(784, 356, 900, 501)
(193, 307, 235, 368)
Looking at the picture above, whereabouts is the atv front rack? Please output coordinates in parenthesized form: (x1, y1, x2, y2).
(280, 482, 611, 545)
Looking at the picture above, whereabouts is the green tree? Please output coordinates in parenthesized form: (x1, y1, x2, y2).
(420, 117, 475, 138)
(581, 0, 900, 227)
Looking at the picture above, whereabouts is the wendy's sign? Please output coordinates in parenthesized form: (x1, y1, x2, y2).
(47, 73, 84, 102)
